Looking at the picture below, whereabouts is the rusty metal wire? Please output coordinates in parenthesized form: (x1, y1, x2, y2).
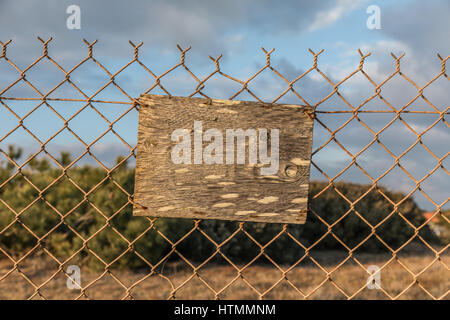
(0, 38, 448, 300)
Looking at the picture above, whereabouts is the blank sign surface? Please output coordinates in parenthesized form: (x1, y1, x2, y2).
(133, 95, 314, 224)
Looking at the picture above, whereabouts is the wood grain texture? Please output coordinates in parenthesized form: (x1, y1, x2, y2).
(133, 95, 314, 224)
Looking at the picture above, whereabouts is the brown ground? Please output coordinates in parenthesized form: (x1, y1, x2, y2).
(0, 250, 448, 300)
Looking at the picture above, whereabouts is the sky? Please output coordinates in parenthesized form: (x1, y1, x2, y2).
(0, 0, 448, 210)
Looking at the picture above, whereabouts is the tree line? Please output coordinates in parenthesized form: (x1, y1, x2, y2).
(0, 146, 445, 269)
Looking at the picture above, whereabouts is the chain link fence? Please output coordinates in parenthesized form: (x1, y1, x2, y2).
(0, 38, 448, 299)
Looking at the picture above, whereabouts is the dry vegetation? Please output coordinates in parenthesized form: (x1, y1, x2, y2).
(1, 248, 448, 300)
(0, 152, 447, 300)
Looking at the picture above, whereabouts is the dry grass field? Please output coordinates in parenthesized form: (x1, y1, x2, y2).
(0, 248, 448, 300)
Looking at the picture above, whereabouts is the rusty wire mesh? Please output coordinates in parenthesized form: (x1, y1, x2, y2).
(0, 38, 448, 300)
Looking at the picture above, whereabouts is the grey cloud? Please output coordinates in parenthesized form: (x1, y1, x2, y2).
(382, 0, 450, 58)
(0, 0, 334, 63)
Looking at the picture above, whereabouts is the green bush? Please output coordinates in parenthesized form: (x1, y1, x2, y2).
(0, 146, 441, 269)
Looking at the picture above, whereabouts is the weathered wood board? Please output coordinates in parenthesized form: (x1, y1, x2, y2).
(133, 95, 314, 224)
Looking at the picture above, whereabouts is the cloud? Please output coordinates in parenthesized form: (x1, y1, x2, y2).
(308, 0, 363, 31)
(0, 0, 336, 62)
(382, 0, 450, 58)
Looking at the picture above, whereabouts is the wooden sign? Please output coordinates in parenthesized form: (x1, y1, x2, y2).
(133, 95, 314, 224)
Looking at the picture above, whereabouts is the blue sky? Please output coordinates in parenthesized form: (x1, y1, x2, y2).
(0, 0, 448, 210)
